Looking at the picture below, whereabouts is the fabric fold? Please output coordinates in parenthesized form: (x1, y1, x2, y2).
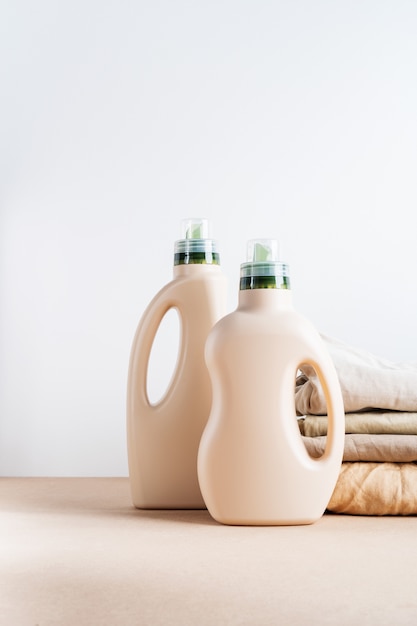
(303, 433, 417, 463)
(326, 462, 417, 516)
(295, 334, 417, 415)
(298, 411, 417, 437)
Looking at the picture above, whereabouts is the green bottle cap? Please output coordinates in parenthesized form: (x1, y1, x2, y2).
(240, 238, 290, 290)
(174, 218, 220, 265)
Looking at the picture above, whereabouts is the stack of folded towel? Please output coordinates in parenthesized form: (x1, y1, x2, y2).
(295, 335, 417, 515)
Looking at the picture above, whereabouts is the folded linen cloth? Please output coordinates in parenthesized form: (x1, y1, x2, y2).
(298, 411, 417, 437)
(295, 334, 417, 415)
(303, 434, 417, 463)
(326, 462, 417, 516)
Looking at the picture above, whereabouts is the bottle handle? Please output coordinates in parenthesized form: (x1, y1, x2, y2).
(299, 350, 345, 467)
(127, 282, 183, 411)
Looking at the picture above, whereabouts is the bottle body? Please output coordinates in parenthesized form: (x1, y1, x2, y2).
(197, 288, 345, 525)
(127, 263, 227, 508)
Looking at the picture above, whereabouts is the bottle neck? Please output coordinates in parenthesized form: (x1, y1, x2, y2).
(173, 263, 222, 278)
(238, 287, 293, 311)
(174, 250, 220, 266)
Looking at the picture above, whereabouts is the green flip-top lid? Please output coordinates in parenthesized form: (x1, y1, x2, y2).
(240, 239, 290, 289)
(174, 218, 220, 265)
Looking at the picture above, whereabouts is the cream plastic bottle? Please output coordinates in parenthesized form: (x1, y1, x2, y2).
(197, 239, 345, 525)
(127, 218, 227, 509)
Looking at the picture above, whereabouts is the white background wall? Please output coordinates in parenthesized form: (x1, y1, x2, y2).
(1, 0, 416, 477)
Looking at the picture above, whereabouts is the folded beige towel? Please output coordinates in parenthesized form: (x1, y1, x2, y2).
(327, 462, 417, 516)
(295, 334, 417, 415)
(303, 433, 417, 462)
(299, 411, 417, 437)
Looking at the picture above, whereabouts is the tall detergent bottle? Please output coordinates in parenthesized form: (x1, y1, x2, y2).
(198, 238, 345, 525)
(127, 218, 227, 509)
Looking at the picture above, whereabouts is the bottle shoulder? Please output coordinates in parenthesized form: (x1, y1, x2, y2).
(209, 305, 325, 356)
(213, 304, 311, 330)
(147, 268, 226, 301)
(172, 264, 225, 281)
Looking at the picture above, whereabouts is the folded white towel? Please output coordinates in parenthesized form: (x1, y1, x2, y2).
(295, 334, 417, 415)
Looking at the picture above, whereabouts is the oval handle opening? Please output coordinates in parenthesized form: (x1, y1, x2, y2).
(146, 307, 182, 405)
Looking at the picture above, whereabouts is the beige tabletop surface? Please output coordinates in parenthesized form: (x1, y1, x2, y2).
(1, 477, 417, 626)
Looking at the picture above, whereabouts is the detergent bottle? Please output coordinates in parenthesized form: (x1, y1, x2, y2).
(197, 238, 345, 525)
(127, 218, 227, 509)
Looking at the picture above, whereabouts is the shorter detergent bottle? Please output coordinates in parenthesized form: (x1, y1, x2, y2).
(197, 238, 345, 525)
(127, 218, 228, 509)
